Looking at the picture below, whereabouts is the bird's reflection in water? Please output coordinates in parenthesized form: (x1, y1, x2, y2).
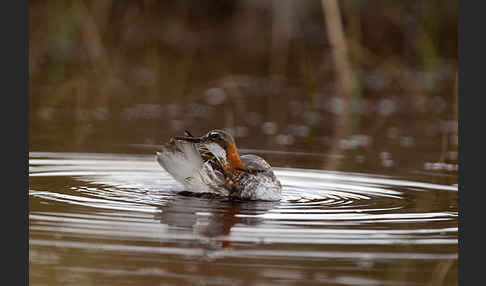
(154, 192, 279, 249)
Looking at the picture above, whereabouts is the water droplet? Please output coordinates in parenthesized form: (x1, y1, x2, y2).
(262, 122, 278, 135)
(380, 152, 391, 160)
(291, 125, 310, 137)
(400, 136, 415, 148)
(378, 99, 396, 116)
(276, 134, 295, 145)
(350, 134, 372, 147)
(327, 97, 343, 114)
(205, 88, 226, 105)
(382, 159, 394, 168)
(38, 107, 55, 120)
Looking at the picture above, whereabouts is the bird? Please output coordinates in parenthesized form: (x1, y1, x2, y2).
(156, 129, 282, 201)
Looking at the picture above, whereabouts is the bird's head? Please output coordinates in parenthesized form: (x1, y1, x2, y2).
(175, 129, 245, 172)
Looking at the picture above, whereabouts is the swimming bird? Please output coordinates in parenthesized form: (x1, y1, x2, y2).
(156, 129, 282, 201)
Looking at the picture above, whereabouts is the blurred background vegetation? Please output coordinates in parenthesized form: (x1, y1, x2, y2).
(29, 0, 457, 181)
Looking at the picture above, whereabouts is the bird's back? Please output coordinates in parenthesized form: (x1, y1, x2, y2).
(240, 154, 272, 173)
(235, 154, 282, 201)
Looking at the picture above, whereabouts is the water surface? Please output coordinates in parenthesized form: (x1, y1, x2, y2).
(29, 152, 457, 285)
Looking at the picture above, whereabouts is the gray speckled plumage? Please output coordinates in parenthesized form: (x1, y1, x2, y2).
(232, 155, 282, 201)
(156, 131, 282, 201)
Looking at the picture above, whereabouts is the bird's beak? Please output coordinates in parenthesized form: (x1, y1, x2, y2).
(174, 136, 206, 143)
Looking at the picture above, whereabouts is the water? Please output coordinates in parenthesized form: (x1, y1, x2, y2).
(29, 152, 458, 286)
(29, 1, 457, 284)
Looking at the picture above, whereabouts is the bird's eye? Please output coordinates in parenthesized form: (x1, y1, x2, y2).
(209, 132, 219, 139)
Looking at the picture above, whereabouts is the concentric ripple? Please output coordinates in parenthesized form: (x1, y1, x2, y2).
(29, 152, 458, 286)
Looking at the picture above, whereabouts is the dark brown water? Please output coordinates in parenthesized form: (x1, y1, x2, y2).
(29, 1, 457, 284)
(29, 152, 457, 286)
(29, 74, 458, 285)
